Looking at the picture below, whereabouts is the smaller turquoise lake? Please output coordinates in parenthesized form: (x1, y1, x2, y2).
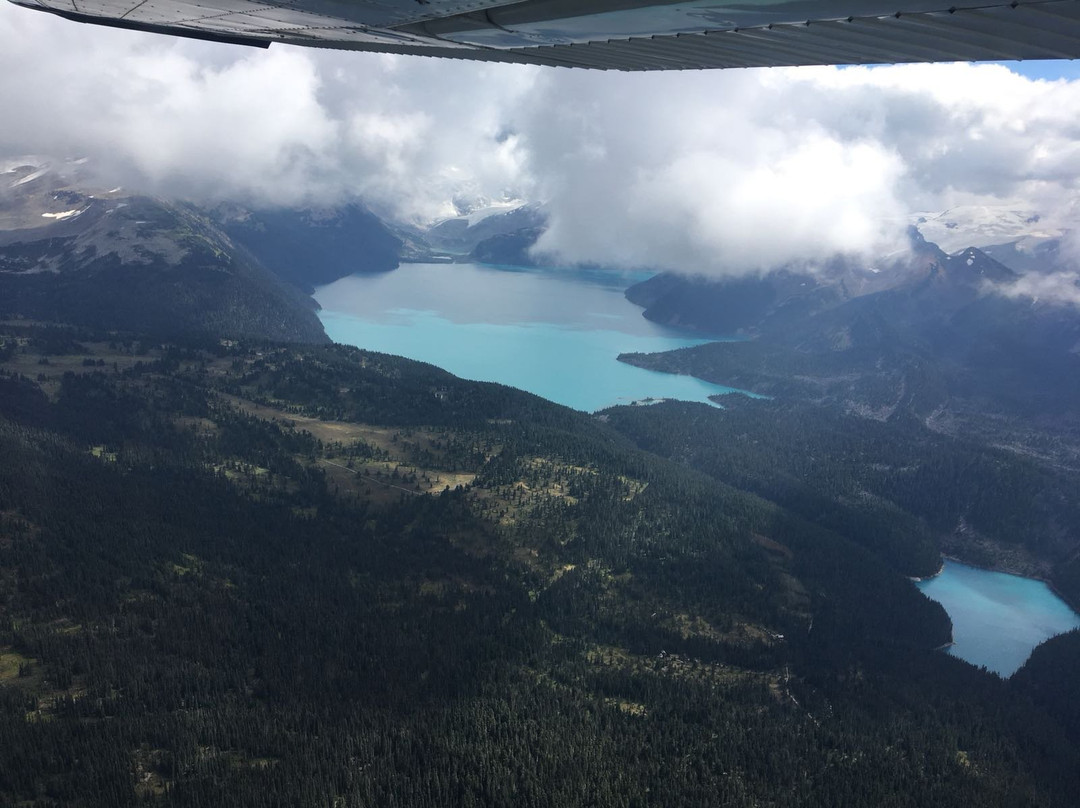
(315, 262, 744, 412)
(917, 560, 1080, 677)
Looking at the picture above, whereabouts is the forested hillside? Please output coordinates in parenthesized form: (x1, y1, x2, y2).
(1, 321, 1079, 805)
(619, 236, 1080, 596)
(215, 204, 402, 293)
(603, 398, 1080, 603)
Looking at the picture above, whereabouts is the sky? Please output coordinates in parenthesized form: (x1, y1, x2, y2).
(3, 2, 1080, 282)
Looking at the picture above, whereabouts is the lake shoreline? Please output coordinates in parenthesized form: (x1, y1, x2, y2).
(934, 553, 1080, 615)
(315, 263, 744, 413)
(917, 557, 1080, 676)
(910, 559, 946, 582)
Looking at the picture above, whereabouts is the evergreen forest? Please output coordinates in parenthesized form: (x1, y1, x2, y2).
(0, 321, 1078, 806)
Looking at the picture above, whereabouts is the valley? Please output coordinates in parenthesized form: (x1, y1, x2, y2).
(2, 165, 1080, 804)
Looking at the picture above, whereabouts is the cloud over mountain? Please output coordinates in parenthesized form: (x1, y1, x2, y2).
(992, 271, 1080, 308)
(4, 3, 1080, 279)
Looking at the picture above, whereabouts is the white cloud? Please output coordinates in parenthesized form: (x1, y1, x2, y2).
(0, 6, 538, 216)
(991, 271, 1080, 307)
(520, 69, 910, 272)
(4, 3, 1080, 276)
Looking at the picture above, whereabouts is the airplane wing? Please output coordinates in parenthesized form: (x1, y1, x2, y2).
(9, 0, 1080, 70)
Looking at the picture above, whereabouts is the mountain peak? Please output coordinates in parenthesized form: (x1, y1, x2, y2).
(944, 246, 1020, 285)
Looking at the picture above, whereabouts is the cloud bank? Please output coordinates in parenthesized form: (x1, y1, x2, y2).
(4, 3, 1080, 278)
(992, 271, 1080, 308)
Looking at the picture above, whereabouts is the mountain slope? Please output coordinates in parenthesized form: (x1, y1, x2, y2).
(624, 230, 953, 337)
(215, 203, 402, 292)
(625, 243, 1078, 421)
(0, 178, 327, 343)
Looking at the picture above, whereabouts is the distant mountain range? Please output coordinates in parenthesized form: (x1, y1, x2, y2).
(425, 202, 543, 257)
(625, 228, 1027, 332)
(436, 200, 1076, 277)
(622, 229, 1079, 420)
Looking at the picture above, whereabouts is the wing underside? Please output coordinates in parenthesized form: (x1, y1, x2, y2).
(10, 0, 1080, 70)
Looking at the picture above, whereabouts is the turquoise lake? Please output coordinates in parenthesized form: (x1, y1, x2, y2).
(917, 560, 1080, 677)
(315, 262, 744, 412)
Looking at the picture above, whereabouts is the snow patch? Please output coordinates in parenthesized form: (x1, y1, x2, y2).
(10, 167, 49, 187)
(463, 200, 525, 227)
(41, 208, 84, 221)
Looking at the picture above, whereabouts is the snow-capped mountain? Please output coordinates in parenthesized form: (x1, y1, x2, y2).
(424, 201, 544, 256)
(912, 205, 1070, 267)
